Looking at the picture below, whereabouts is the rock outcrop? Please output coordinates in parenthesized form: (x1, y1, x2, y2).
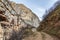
(0, 0, 40, 40)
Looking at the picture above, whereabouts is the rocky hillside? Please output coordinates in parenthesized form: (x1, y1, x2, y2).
(37, 0, 60, 39)
(0, 0, 40, 40)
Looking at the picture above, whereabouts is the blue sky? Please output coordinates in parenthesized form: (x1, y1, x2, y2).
(10, 0, 58, 20)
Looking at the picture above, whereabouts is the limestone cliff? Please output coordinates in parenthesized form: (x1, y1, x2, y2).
(0, 0, 40, 40)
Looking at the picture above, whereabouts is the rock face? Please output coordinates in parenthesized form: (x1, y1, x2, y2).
(5, 1, 40, 27)
(0, 0, 40, 40)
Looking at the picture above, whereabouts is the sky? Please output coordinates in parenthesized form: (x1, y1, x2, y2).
(10, 0, 58, 20)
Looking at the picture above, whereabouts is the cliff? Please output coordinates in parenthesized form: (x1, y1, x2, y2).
(0, 0, 40, 40)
